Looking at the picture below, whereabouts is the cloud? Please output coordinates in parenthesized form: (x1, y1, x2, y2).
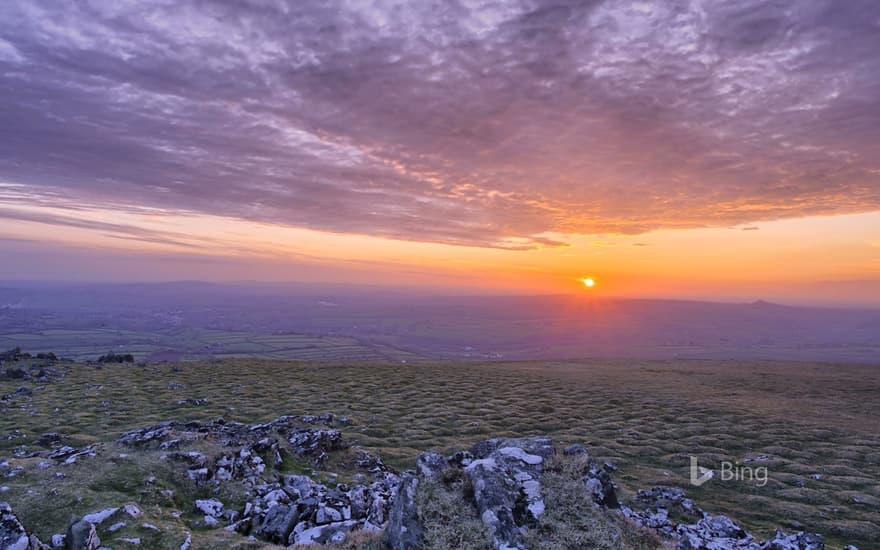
(0, 206, 213, 249)
(741, 226, 760, 231)
(0, 0, 878, 249)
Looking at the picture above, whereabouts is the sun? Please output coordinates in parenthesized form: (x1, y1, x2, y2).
(581, 278, 596, 288)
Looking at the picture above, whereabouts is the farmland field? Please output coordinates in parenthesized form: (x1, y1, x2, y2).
(1, 358, 878, 548)
(0, 328, 421, 362)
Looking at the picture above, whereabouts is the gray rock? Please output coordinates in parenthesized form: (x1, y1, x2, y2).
(584, 463, 618, 508)
(415, 451, 447, 479)
(676, 514, 754, 549)
(385, 473, 422, 550)
(291, 520, 359, 545)
(255, 504, 299, 544)
(1, 502, 48, 550)
(466, 458, 526, 550)
(288, 429, 346, 458)
(471, 436, 555, 461)
(761, 529, 825, 550)
(65, 519, 100, 550)
(122, 504, 141, 518)
(194, 499, 223, 518)
(81, 508, 118, 526)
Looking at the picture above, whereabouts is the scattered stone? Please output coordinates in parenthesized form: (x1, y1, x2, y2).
(122, 504, 141, 518)
(50, 534, 65, 548)
(49, 444, 99, 465)
(1, 387, 32, 401)
(119, 538, 140, 545)
(107, 522, 125, 533)
(175, 398, 209, 407)
(762, 529, 825, 550)
(33, 416, 847, 550)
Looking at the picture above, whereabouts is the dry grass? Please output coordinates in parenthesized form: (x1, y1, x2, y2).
(1, 358, 878, 548)
(523, 455, 667, 550)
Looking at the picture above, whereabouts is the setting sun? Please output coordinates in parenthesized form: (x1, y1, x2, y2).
(582, 278, 596, 288)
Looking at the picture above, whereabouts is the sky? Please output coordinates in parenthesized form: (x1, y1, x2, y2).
(0, 0, 879, 304)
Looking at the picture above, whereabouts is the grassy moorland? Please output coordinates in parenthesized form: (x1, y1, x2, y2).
(1, 358, 878, 548)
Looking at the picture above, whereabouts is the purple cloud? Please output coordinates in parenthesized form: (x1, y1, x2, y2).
(0, 0, 878, 248)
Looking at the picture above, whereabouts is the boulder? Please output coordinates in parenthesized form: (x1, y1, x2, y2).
(64, 519, 99, 550)
(466, 458, 526, 550)
(255, 504, 299, 544)
(1, 502, 48, 550)
(194, 499, 223, 518)
(80, 508, 118, 526)
(290, 520, 359, 545)
(385, 474, 421, 550)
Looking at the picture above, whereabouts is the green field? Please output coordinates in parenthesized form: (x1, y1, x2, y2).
(1, 358, 878, 548)
(0, 329, 421, 362)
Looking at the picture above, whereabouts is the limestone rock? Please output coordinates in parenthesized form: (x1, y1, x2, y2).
(64, 519, 99, 550)
(194, 499, 223, 518)
(256, 504, 299, 544)
(385, 474, 421, 550)
(290, 520, 359, 545)
(1, 502, 48, 550)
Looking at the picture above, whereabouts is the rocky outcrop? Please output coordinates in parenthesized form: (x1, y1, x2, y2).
(382, 437, 840, 550)
(0, 502, 47, 550)
(116, 414, 398, 547)
(385, 473, 421, 550)
(623, 485, 831, 550)
(4, 418, 848, 550)
(463, 437, 554, 550)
